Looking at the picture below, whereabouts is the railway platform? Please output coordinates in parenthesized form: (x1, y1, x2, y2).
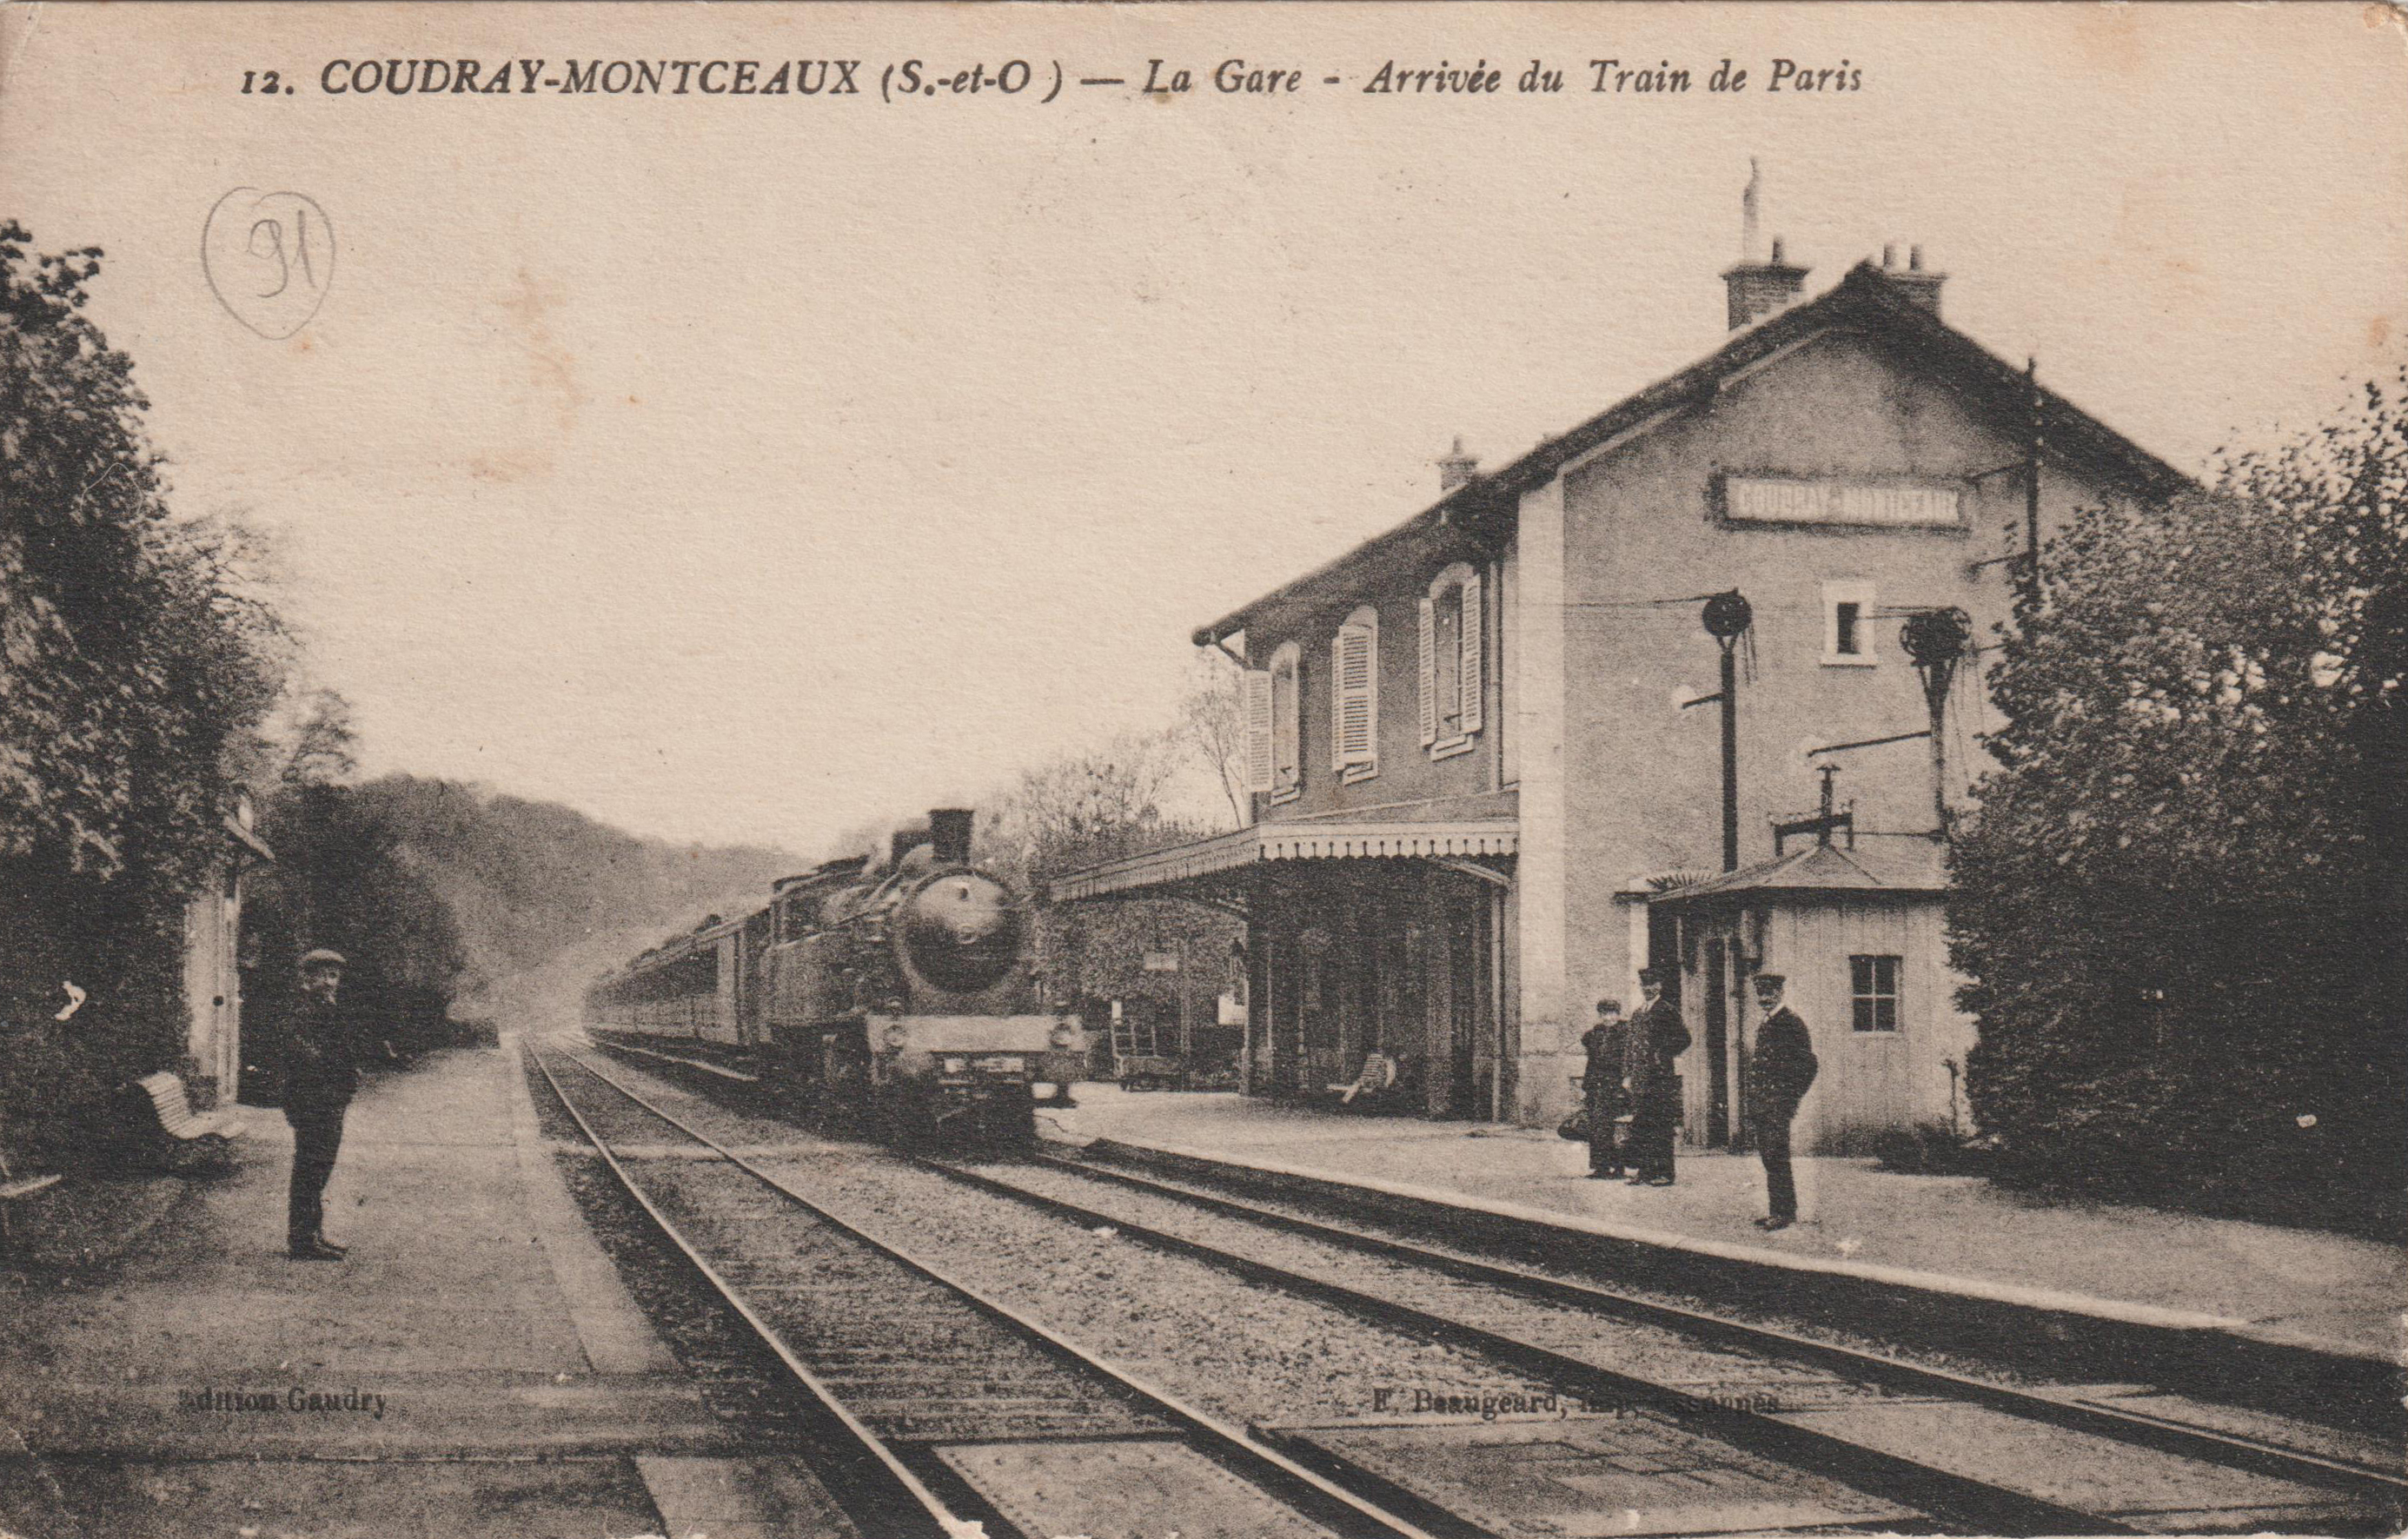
(1039, 1087, 2402, 1368)
(0, 1035, 846, 1539)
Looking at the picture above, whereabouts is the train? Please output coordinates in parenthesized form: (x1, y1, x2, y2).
(587, 808, 1090, 1143)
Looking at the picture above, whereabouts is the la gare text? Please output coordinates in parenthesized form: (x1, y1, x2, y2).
(298, 56, 1863, 100)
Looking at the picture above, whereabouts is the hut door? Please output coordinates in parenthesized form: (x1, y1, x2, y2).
(1702, 939, 1732, 1148)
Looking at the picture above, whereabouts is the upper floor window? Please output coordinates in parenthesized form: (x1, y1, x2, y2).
(1821, 580, 1877, 667)
(1330, 606, 1379, 783)
(1228, 640, 1310, 806)
(1420, 562, 1483, 759)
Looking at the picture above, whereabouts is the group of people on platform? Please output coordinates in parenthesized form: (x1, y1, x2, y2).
(1578, 967, 1819, 1231)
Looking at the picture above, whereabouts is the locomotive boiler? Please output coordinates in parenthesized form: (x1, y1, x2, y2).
(588, 808, 1088, 1143)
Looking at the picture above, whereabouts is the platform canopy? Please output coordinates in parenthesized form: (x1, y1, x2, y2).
(1047, 819, 1518, 910)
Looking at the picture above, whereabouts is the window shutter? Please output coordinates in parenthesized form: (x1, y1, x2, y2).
(1336, 620, 1376, 772)
(1241, 668, 1274, 793)
(1417, 596, 1437, 746)
(1330, 633, 1347, 773)
(1457, 569, 1483, 734)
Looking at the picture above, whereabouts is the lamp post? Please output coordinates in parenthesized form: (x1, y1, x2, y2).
(1901, 607, 1973, 839)
(1700, 591, 1754, 872)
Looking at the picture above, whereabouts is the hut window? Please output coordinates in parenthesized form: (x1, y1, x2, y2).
(1849, 954, 1901, 1032)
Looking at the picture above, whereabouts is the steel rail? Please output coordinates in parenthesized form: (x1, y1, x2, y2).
(918, 1154, 2101, 1536)
(918, 1152, 2398, 1537)
(544, 1045, 1447, 1539)
(1026, 1151, 2407, 1499)
(523, 1043, 968, 1539)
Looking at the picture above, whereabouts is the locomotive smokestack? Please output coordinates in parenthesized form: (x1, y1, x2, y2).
(890, 826, 930, 867)
(929, 808, 974, 867)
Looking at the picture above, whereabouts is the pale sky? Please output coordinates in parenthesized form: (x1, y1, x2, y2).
(6, 3, 2402, 852)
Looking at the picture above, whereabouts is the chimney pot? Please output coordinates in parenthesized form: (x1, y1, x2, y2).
(1882, 243, 1896, 269)
(1721, 238, 1810, 331)
(1878, 246, 1946, 316)
(1437, 435, 1480, 492)
(929, 808, 974, 866)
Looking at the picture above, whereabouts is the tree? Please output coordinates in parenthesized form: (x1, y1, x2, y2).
(1175, 653, 1250, 827)
(978, 733, 1242, 1062)
(0, 224, 285, 1147)
(278, 688, 359, 791)
(1951, 370, 2405, 1230)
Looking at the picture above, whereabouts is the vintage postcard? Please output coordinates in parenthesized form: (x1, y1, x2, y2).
(0, 3, 2400, 1536)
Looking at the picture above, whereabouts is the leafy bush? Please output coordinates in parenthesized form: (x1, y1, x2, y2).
(1952, 372, 2405, 1233)
(0, 225, 284, 1150)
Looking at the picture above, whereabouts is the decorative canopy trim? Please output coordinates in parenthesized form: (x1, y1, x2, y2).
(1051, 820, 1518, 904)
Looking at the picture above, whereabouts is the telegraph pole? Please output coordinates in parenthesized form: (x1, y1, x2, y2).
(2024, 357, 2044, 610)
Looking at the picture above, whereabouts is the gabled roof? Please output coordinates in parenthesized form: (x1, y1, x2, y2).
(1195, 262, 2196, 647)
(1648, 839, 1947, 910)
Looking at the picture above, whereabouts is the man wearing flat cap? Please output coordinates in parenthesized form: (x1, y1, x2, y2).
(282, 949, 359, 1260)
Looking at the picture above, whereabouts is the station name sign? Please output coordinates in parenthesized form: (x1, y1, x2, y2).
(1721, 475, 1963, 529)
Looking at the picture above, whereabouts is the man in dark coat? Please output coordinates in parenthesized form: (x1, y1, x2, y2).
(1578, 999, 1632, 1178)
(283, 949, 359, 1260)
(1625, 968, 1691, 1185)
(1748, 973, 1820, 1231)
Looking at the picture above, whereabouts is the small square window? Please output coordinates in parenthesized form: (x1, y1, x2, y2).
(1822, 582, 1877, 667)
(1834, 602, 1861, 656)
(1850, 954, 1901, 1032)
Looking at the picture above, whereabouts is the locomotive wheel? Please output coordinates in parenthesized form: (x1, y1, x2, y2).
(989, 1094, 1038, 1146)
(879, 1084, 935, 1150)
(818, 1040, 870, 1132)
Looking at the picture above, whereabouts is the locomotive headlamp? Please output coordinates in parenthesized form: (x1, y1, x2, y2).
(1049, 1024, 1076, 1049)
(883, 1023, 910, 1049)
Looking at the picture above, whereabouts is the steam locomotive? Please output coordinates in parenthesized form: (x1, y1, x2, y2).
(587, 808, 1088, 1143)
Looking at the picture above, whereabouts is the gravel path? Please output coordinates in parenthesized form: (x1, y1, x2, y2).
(522, 1054, 857, 1455)
(759, 1145, 1569, 1429)
(965, 1157, 1890, 1413)
(1062, 1148, 2073, 1390)
(550, 1048, 1566, 1430)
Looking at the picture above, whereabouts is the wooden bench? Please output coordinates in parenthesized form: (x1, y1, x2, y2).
(1320, 1051, 1426, 1115)
(135, 1071, 246, 1164)
(1116, 1054, 1188, 1092)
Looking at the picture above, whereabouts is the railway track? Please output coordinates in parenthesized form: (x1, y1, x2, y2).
(527, 1042, 1444, 1539)
(913, 1149, 2406, 1538)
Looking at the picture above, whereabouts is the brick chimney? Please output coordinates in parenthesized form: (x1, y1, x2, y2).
(1437, 435, 1479, 491)
(1879, 242, 1946, 316)
(1721, 237, 1810, 330)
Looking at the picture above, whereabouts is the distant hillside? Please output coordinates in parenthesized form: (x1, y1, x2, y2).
(247, 774, 799, 1038)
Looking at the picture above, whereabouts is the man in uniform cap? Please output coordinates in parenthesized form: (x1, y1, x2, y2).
(1747, 973, 1820, 1231)
(282, 949, 359, 1260)
(1625, 966, 1691, 1185)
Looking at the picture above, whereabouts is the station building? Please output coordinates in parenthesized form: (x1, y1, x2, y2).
(1055, 238, 2190, 1151)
